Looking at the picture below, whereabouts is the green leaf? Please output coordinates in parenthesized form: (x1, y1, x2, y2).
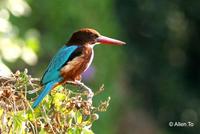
(67, 127, 82, 134)
(39, 128, 48, 134)
(81, 128, 94, 134)
(0, 109, 3, 117)
(54, 92, 67, 101)
(13, 112, 26, 131)
(75, 111, 82, 124)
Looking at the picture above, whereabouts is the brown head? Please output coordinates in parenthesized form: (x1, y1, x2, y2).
(66, 28, 126, 46)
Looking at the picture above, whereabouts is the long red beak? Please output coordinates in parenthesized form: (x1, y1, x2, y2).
(96, 36, 126, 46)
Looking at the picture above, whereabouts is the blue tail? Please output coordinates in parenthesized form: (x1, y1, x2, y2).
(32, 81, 57, 108)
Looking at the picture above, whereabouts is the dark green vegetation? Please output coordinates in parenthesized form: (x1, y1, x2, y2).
(0, 0, 199, 133)
(116, 0, 200, 134)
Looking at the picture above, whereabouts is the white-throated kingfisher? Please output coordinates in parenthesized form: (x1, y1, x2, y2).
(32, 28, 125, 108)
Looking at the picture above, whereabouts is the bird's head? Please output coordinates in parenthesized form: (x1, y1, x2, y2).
(66, 28, 125, 46)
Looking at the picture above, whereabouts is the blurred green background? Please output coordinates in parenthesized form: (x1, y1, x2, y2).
(0, 0, 199, 133)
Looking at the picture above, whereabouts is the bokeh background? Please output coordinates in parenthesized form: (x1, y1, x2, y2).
(0, 0, 199, 133)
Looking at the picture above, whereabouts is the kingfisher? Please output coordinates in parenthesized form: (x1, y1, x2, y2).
(32, 28, 125, 108)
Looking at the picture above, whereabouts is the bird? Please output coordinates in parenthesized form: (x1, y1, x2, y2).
(32, 28, 125, 108)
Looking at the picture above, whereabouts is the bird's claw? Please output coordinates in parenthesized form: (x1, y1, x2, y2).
(67, 81, 94, 104)
(76, 81, 94, 104)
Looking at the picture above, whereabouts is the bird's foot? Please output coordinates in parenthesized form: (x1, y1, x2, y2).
(67, 81, 94, 104)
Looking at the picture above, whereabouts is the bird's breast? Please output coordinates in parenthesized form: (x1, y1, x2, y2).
(84, 47, 94, 72)
(60, 45, 94, 81)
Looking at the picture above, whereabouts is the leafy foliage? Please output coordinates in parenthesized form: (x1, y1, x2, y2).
(0, 0, 40, 66)
(0, 70, 110, 133)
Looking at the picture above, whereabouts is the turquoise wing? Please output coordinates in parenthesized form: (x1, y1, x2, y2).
(41, 45, 78, 84)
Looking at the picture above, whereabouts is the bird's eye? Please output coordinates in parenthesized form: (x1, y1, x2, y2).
(91, 40, 96, 44)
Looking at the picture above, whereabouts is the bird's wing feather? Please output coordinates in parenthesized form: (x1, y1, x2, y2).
(32, 80, 60, 108)
(41, 45, 78, 84)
